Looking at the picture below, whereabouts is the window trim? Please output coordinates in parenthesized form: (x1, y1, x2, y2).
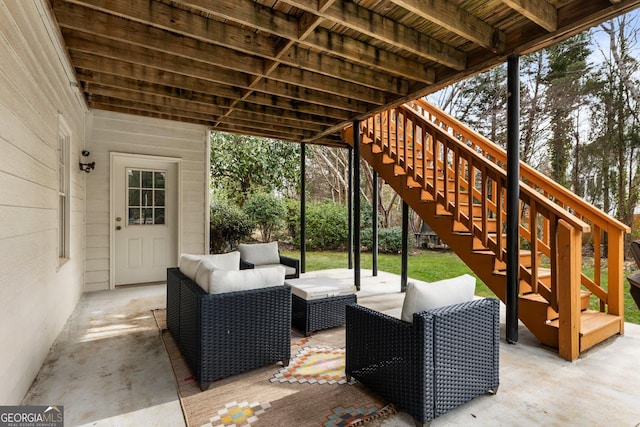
(58, 116, 71, 264)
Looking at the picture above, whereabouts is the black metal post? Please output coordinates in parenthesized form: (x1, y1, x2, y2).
(372, 168, 379, 276)
(401, 201, 409, 292)
(506, 54, 520, 344)
(353, 122, 361, 291)
(347, 147, 353, 270)
(300, 142, 306, 274)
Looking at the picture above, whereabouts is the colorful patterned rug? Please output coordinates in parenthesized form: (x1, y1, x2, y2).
(153, 309, 396, 427)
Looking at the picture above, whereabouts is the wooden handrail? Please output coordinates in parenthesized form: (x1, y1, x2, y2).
(412, 99, 630, 234)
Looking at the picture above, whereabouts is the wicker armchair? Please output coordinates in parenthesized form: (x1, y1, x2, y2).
(167, 267, 291, 391)
(239, 242, 299, 279)
(346, 298, 500, 426)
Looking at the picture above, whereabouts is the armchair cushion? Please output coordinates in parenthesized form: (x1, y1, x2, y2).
(401, 274, 475, 323)
(239, 242, 280, 265)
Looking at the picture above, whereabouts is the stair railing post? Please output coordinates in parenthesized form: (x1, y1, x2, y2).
(607, 228, 625, 334)
(506, 53, 520, 344)
(354, 121, 361, 291)
(557, 219, 580, 361)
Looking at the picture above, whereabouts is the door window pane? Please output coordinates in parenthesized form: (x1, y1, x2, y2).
(127, 168, 168, 225)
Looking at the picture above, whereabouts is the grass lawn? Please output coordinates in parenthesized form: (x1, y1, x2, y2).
(282, 249, 640, 324)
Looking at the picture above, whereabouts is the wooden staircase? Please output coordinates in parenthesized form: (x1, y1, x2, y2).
(342, 99, 630, 361)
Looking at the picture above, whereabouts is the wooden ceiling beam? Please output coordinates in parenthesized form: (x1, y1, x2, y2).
(301, 28, 435, 84)
(62, 0, 276, 57)
(176, 0, 453, 72)
(92, 94, 312, 141)
(213, 123, 308, 142)
(76, 70, 234, 109)
(389, 0, 505, 52)
(278, 0, 467, 70)
(58, 23, 387, 108)
(64, 32, 381, 111)
(55, 1, 409, 95)
(86, 86, 226, 118)
(501, 0, 558, 32)
(72, 51, 366, 118)
(74, 59, 344, 126)
(90, 102, 214, 127)
(71, 52, 243, 99)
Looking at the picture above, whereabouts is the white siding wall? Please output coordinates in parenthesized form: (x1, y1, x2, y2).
(0, 1, 87, 403)
(85, 110, 208, 291)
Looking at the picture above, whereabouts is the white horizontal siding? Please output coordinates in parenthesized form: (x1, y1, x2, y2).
(0, 1, 87, 404)
(86, 110, 208, 291)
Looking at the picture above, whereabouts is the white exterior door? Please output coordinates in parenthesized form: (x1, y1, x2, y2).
(112, 154, 178, 286)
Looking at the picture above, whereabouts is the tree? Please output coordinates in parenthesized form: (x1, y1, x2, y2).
(544, 33, 593, 189)
(589, 16, 640, 231)
(210, 132, 300, 204)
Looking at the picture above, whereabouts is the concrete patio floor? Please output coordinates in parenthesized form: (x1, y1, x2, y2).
(22, 269, 640, 426)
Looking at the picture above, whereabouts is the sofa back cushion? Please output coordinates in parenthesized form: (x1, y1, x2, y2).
(207, 265, 286, 294)
(180, 252, 241, 292)
(179, 254, 205, 281)
(238, 242, 280, 266)
(400, 274, 476, 323)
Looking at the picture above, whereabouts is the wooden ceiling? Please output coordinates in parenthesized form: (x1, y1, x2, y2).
(51, 0, 640, 146)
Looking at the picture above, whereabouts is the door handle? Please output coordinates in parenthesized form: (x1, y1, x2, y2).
(116, 226, 122, 231)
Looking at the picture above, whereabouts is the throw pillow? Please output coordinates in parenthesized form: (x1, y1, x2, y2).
(400, 274, 476, 323)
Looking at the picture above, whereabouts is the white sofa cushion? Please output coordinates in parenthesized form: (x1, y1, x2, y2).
(179, 254, 204, 281)
(284, 276, 356, 300)
(238, 242, 280, 266)
(180, 252, 241, 291)
(400, 274, 476, 323)
(207, 265, 285, 294)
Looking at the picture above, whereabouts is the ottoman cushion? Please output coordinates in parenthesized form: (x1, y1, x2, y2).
(285, 277, 356, 300)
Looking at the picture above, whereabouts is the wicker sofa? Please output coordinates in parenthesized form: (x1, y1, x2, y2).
(346, 297, 500, 426)
(166, 261, 291, 391)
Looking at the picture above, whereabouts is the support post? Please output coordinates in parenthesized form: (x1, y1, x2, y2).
(372, 168, 379, 276)
(300, 142, 306, 274)
(353, 122, 361, 291)
(506, 54, 520, 344)
(348, 147, 353, 270)
(401, 201, 409, 292)
(557, 219, 580, 361)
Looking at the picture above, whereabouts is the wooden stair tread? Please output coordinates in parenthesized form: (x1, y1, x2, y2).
(547, 310, 622, 351)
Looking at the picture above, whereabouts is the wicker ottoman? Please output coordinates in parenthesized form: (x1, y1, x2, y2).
(285, 276, 357, 336)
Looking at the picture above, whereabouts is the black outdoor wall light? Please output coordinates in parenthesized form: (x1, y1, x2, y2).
(79, 150, 95, 173)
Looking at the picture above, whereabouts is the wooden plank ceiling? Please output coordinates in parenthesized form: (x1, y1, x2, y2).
(51, 0, 640, 146)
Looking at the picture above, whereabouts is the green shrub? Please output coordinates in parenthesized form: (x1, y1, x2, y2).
(209, 199, 253, 253)
(284, 198, 301, 245)
(305, 201, 349, 250)
(243, 193, 286, 242)
(361, 226, 414, 254)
